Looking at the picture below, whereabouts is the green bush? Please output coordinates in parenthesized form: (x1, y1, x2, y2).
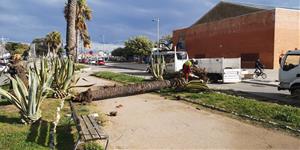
(83, 142, 104, 150)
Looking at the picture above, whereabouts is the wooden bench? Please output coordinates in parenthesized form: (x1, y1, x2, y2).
(69, 101, 109, 150)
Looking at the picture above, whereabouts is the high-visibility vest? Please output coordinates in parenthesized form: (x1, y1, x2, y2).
(184, 60, 192, 67)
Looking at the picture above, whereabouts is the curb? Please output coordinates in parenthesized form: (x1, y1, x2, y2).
(242, 80, 278, 87)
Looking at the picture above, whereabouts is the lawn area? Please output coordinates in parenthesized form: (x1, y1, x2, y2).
(0, 98, 105, 150)
(92, 71, 145, 84)
(75, 63, 88, 71)
(93, 71, 300, 132)
(161, 89, 300, 130)
(0, 99, 62, 149)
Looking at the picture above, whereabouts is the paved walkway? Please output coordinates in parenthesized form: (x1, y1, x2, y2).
(77, 69, 300, 149)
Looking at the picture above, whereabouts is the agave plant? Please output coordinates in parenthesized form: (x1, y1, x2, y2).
(151, 54, 165, 80)
(0, 70, 53, 124)
(52, 57, 78, 98)
(32, 58, 53, 85)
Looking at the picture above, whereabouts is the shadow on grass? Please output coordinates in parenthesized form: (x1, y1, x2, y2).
(56, 123, 75, 150)
(0, 99, 11, 106)
(26, 119, 52, 147)
(26, 118, 75, 149)
(0, 115, 20, 124)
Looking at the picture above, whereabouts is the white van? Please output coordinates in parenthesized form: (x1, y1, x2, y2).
(151, 49, 189, 73)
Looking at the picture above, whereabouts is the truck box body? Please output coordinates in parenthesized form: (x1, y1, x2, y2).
(195, 58, 241, 83)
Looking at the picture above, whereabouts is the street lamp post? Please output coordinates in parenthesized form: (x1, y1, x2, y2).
(152, 18, 160, 48)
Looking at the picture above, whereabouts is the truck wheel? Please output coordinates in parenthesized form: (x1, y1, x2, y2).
(291, 88, 300, 99)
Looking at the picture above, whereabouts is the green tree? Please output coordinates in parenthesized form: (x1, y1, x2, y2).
(5, 42, 29, 55)
(111, 47, 125, 57)
(124, 36, 154, 57)
(31, 38, 48, 56)
(45, 31, 62, 57)
(75, 0, 92, 49)
(65, 0, 77, 60)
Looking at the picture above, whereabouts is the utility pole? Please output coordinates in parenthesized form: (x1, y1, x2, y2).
(152, 18, 160, 48)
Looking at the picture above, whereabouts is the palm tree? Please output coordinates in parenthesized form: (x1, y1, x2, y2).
(74, 79, 187, 102)
(76, 0, 92, 49)
(65, 0, 77, 60)
(65, 0, 92, 61)
(45, 31, 62, 57)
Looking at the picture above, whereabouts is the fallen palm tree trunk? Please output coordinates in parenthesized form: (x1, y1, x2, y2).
(74, 78, 186, 102)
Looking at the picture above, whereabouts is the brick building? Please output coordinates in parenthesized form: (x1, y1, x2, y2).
(173, 1, 300, 69)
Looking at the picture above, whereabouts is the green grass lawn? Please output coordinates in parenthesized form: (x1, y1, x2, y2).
(161, 89, 300, 130)
(93, 71, 300, 132)
(75, 63, 88, 71)
(0, 99, 62, 149)
(92, 71, 145, 84)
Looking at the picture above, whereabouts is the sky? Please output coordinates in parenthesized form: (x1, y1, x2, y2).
(0, 0, 299, 45)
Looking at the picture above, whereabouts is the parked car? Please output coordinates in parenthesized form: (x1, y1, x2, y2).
(80, 58, 89, 64)
(96, 59, 105, 65)
(89, 59, 97, 65)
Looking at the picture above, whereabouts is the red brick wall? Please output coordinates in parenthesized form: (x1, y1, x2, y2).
(274, 8, 300, 69)
(173, 10, 276, 69)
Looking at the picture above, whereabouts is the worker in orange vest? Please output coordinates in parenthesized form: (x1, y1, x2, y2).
(183, 59, 195, 81)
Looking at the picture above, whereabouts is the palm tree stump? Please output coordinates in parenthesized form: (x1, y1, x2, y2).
(74, 78, 187, 103)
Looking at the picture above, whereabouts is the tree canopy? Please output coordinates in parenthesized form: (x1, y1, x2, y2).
(111, 36, 154, 60)
(124, 36, 153, 56)
(31, 38, 48, 56)
(45, 31, 62, 56)
(5, 42, 29, 55)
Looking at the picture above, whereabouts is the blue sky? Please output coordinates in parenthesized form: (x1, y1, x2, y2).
(0, 0, 299, 44)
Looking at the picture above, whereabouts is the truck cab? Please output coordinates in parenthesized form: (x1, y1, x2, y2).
(151, 49, 189, 73)
(279, 50, 300, 97)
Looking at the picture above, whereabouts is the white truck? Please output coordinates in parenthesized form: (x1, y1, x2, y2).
(278, 50, 300, 97)
(195, 58, 242, 83)
(150, 49, 189, 73)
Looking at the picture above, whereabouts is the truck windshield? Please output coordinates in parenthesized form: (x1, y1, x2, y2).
(164, 54, 175, 63)
(283, 54, 300, 71)
(176, 53, 187, 60)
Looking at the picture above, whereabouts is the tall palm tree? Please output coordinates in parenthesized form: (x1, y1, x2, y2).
(65, 0, 92, 61)
(45, 31, 62, 57)
(65, 0, 77, 60)
(76, 0, 92, 49)
(74, 79, 187, 102)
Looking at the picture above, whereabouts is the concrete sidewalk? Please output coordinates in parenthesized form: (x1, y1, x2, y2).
(242, 79, 279, 87)
(241, 69, 279, 87)
(76, 68, 300, 149)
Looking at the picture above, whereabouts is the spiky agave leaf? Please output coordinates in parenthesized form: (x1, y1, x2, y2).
(0, 68, 53, 124)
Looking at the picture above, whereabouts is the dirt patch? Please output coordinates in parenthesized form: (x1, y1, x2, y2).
(0, 105, 18, 113)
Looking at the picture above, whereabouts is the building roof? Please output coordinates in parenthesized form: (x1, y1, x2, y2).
(192, 1, 278, 26)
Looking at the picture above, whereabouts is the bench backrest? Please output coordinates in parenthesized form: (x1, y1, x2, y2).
(69, 101, 82, 133)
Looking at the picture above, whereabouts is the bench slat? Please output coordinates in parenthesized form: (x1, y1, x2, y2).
(78, 116, 93, 140)
(88, 115, 107, 139)
(82, 115, 100, 139)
